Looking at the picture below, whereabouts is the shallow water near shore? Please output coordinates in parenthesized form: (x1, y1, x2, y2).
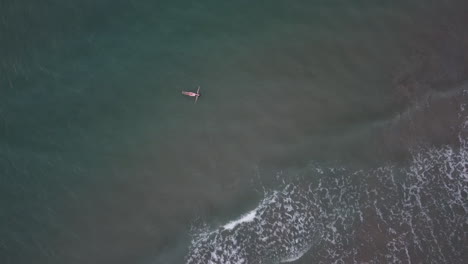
(1, 1, 467, 263)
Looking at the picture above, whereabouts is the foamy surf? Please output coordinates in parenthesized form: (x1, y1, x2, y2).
(187, 184, 322, 264)
(223, 209, 258, 230)
(186, 92, 468, 263)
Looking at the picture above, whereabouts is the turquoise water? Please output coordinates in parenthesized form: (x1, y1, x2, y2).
(1, 1, 467, 263)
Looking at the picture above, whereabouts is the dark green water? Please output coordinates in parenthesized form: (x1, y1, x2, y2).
(1, 1, 467, 263)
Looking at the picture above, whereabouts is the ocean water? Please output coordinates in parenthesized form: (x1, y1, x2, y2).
(1, 1, 467, 264)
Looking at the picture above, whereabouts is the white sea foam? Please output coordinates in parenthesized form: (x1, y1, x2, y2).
(186, 94, 468, 264)
(223, 209, 258, 230)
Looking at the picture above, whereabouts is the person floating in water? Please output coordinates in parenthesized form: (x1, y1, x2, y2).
(182, 86, 201, 103)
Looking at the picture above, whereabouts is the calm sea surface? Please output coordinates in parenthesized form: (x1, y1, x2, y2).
(1, 1, 467, 263)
